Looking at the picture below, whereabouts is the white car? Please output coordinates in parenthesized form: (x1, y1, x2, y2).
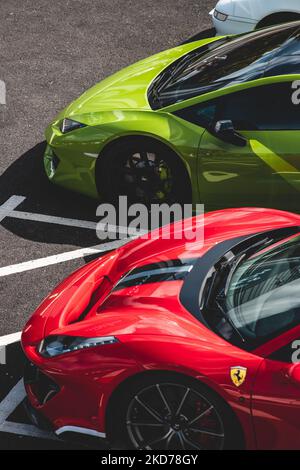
(210, 0, 300, 35)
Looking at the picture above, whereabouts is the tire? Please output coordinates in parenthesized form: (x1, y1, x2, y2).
(110, 374, 243, 450)
(96, 138, 192, 206)
(256, 13, 300, 29)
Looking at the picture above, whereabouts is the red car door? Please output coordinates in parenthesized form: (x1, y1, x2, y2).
(252, 327, 300, 450)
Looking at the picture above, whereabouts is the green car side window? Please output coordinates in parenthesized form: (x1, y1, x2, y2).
(174, 102, 217, 129)
(175, 82, 300, 132)
(217, 83, 300, 131)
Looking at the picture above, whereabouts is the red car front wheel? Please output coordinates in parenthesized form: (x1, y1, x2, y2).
(112, 375, 243, 450)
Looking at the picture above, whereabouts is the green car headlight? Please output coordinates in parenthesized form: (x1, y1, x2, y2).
(60, 118, 86, 134)
(38, 335, 118, 358)
(214, 9, 228, 22)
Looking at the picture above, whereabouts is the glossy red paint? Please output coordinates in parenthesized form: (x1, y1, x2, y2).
(21, 207, 300, 449)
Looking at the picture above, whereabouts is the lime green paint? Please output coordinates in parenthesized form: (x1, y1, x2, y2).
(61, 39, 219, 119)
(43, 34, 300, 211)
(250, 140, 300, 191)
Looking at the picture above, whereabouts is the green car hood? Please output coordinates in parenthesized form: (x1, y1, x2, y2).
(62, 38, 219, 118)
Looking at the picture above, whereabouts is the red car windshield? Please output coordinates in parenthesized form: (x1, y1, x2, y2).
(149, 22, 300, 110)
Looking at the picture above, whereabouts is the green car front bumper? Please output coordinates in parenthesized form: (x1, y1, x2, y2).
(44, 143, 99, 199)
(43, 122, 101, 199)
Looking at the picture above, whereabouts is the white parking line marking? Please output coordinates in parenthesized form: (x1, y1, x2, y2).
(0, 196, 26, 222)
(10, 211, 139, 237)
(0, 195, 129, 235)
(0, 380, 57, 441)
(0, 238, 130, 278)
(11, 210, 98, 230)
(0, 195, 141, 277)
(0, 421, 57, 440)
(0, 332, 21, 365)
(0, 380, 26, 424)
(0, 332, 21, 347)
(1, 195, 144, 237)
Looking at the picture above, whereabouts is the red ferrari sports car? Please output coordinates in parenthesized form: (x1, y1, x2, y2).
(22, 207, 300, 450)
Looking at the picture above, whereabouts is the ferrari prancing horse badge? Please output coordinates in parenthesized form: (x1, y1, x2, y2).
(230, 367, 247, 387)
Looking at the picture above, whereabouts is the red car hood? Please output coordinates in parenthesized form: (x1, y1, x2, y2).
(22, 208, 300, 347)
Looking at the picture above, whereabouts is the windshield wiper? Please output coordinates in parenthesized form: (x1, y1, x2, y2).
(151, 84, 163, 107)
(224, 253, 246, 296)
(151, 65, 178, 103)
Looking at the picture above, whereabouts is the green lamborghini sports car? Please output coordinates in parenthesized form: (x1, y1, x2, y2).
(44, 21, 300, 210)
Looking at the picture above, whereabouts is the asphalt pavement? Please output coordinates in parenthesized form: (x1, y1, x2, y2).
(0, 0, 215, 336)
(0, 0, 215, 449)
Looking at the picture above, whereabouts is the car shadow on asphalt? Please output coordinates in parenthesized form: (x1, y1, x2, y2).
(0, 142, 103, 247)
(181, 27, 216, 44)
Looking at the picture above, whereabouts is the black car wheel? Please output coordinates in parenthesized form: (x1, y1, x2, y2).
(256, 13, 300, 29)
(96, 138, 192, 205)
(111, 375, 243, 450)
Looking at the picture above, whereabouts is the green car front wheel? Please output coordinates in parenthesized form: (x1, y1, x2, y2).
(96, 137, 192, 205)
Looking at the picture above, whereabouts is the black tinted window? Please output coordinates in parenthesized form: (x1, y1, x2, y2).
(150, 23, 300, 109)
(265, 56, 300, 76)
(269, 342, 298, 363)
(174, 82, 300, 131)
(218, 82, 300, 131)
(174, 102, 217, 128)
(265, 32, 300, 76)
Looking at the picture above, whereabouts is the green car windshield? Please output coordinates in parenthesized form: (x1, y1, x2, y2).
(149, 22, 300, 109)
(206, 233, 300, 351)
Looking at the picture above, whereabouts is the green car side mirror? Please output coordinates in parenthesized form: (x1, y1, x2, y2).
(214, 120, 248, 148)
